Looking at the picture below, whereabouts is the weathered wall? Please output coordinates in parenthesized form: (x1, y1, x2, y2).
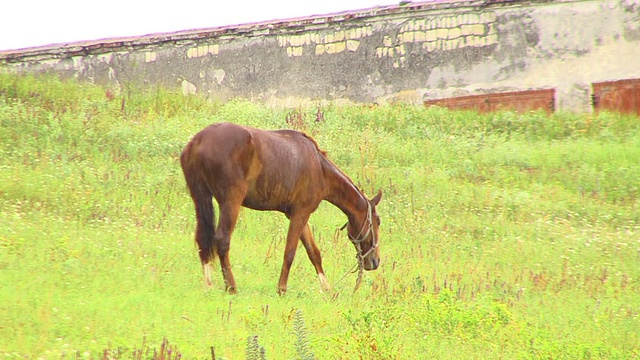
(1, 0, 639, 112)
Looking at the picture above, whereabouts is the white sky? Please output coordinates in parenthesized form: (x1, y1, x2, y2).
(1, 0, 399, 51)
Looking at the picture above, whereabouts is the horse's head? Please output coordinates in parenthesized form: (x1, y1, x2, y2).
(348, 190, 382, 271)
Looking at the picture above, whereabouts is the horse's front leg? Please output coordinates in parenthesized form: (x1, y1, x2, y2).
(300, 223, 330, 292)
(277, 213, 311, 295)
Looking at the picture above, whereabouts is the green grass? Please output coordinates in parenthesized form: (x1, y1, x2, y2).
(1, 73, 639, 359)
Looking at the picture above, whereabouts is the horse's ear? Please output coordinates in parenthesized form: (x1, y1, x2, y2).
(370, 189, 382, 206)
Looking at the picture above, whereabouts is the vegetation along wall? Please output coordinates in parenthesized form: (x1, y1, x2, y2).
(1, 0, 639, 112)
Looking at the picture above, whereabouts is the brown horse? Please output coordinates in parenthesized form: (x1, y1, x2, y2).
(180, 122, 382, 294)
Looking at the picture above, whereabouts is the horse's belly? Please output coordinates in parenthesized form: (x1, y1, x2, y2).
(242, 180, 307, 214)
(241, 195, 288, 213)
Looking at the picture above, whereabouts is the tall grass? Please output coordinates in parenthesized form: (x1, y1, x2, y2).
(1, 73, 639, 359)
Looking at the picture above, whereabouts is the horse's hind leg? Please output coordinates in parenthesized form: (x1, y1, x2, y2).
(215, 199, 243, 294)
(300, 223, 330, 292)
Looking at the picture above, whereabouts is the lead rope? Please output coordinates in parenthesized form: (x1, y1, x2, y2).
(353, 249, 365, 293)
(335, 245, 364, 293)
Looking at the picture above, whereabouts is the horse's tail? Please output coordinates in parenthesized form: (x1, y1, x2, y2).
(180, 139, 218, 265)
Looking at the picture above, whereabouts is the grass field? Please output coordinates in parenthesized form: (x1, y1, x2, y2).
(1, 73, 639, 359)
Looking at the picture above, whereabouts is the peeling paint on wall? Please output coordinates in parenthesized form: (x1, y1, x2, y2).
(186, 44, 219, 58)
(278, 25, 373, 57)
(376, 10, 498, 63)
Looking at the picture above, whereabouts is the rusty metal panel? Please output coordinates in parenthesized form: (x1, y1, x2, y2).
(424, 89, 555, 113)
(592, 79, 640, 116)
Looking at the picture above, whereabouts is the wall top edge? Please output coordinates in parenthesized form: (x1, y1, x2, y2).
(0, 0, 574, 63)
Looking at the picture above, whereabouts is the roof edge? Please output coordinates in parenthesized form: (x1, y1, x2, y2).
(0, 0, 553, 62)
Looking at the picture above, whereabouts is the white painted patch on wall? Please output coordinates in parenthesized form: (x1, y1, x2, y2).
(186, 44, 219, 59)
(213, 69, 226, 85)
(181, 79, 197, 95)
(145, 52, 156, 63)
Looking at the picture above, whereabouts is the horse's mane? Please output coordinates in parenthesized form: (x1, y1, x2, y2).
(301, 132, 328, 157)
(302, 132, 366, 198)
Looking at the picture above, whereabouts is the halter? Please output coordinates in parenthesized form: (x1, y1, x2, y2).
(341, 200, 378, 292)
(348, 201, 378, 261)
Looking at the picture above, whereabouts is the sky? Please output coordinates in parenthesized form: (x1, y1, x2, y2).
(1, 0, 399, 51)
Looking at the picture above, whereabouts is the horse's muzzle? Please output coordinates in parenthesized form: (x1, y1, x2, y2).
(364, 256, 380, 271)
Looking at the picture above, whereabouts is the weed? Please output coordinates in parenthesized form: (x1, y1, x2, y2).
(246, 335, 266, 360)
(293, 310, 315, 360)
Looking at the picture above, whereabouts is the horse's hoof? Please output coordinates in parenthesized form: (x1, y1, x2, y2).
(318, 273, 331, 292)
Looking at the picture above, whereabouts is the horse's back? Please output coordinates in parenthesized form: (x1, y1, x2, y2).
(182, 122, 326, 212)
(188, 123, 313, 165)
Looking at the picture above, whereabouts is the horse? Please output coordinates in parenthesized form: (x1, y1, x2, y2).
(180, 122, 382, 295)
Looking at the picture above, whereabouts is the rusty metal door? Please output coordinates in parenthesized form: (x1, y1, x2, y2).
(592, 79, 640, 116)
(424, 89, 555, 113)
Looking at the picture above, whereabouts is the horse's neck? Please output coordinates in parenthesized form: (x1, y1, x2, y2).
(322, 161, 368, 221)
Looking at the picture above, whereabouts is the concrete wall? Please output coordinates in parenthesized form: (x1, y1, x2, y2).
(1, 0, 639, 112)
